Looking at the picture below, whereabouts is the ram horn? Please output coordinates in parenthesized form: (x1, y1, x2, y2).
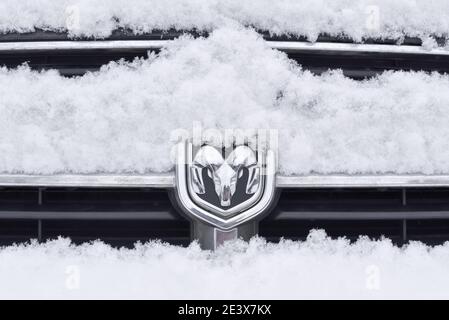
(190, 146, 224, 194)
(227, 146, 260, 194)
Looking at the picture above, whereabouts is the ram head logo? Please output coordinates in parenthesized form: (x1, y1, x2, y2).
(190, 146, 261, 207)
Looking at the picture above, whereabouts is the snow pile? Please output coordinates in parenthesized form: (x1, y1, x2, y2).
(0, 230, 448, 299)
(1, 27, 449, 175)
(2, 27, 449, 175)
(0, 0, 449, 42)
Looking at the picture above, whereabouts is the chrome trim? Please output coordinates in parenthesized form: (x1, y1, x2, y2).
(276, 175, 449, 188)
(0, 174, 174, 188)
(1, 174, 449, 188)
(274, 210, 449, 220)
(269, 41, 449, 55)
(0, 210, 178, 220)
(0, 40, 170, 52)
(0, 40, 447, 56)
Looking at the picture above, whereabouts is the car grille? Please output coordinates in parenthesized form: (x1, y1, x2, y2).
(1, 187, 449, 246)
(1, 31, 448, 246)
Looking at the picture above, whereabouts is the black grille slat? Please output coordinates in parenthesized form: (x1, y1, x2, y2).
(280, 188, 404, 211)
(0, 220, 38, 245)
(270, 187, 449, 245)
(3, 49, 449, 79)
(42, 188, 170, 212)
(0, 187, 177, 212)
(277, 188, 449, 214)
(260, 220, 402, 243)
(0, 49, 153, 77)
(0, 187, 189, 247)
(42, 220, 189, 247)
(0, 188, 39, 210)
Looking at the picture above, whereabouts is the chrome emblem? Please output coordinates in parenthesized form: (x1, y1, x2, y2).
(174, 138, 277, 230)
(190, 145, 260, 207)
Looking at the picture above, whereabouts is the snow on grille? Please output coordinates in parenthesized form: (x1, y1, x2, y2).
(1, 230, 449, 299)
(1, 27, 449, 175)
(0, 0, 448, 43)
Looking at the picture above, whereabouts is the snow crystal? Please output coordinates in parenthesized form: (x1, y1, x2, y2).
(0, 0, 448, 42)
(2, 27, 449, 175)
(0, 230, 449, 299)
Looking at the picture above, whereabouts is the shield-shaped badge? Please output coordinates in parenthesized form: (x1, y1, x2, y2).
(174, 139, 277, 231)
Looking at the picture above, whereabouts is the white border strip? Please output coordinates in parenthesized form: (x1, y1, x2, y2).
(0, 40, 448, 56)
(1, 174, 449, 188)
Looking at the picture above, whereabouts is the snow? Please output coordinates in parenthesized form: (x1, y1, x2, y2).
(1, 27, 449, 175)
(0, 230, 448, 299)
(0, 0, 448, 42)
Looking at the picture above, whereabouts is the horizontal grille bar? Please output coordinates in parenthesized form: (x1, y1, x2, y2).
(0, 211, 178, 220)
(274, 210, 449, 220)
(0, 187, 183, 220)
(2, 174, 449, 188)
(0, 30, 430, 45)
(0, 40, 448, 78)
(0, 174, 175, 188)
(0, 40, 446, 56)
(0, 40, 169, 52)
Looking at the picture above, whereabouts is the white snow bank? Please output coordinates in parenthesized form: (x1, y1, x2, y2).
(2, 27, 449, 175)
(1, 230, 449, 299)
(0, 0, 449, 42)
